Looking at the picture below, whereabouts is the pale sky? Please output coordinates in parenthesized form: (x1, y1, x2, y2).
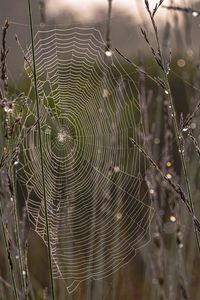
(47, 0, 185, 21)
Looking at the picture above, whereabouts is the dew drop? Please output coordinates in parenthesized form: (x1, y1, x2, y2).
(179, 148, 184, 154)
(102, 88, 109, 98)
(166, 161, 172, 168)
(114, 166, 120, 173)
(154, 138, 160, 145)
(192, 11, 198, 17)
(14, 159, 19, 165)
(105, 50, 112, 57)
(178, 243, 184, 249)
(170, 215, 176, 222)
(166, 67, 171, 75)
(115, 212, 122, 220)
(166, 173, 172, 179)
(149, 188, 155, 195)
(165, 90, 169, 95)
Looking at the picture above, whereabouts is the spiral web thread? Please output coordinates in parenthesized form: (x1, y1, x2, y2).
(16, 27, 154, 293)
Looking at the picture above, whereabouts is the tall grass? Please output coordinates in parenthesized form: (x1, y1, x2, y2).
(27, 0, 55, 299)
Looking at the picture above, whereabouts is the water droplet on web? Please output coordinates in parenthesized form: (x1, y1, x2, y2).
(182, 127, 188, 132)
(114, 166, 120, 173)
(165, 90, 169, 95)
(170, 215, 176, 222)
(179, 148, 184, 154)
(166, 173, 172, 179)
(154, 138, 160, 144)
(102, 88, 109, 98)
(105, 50, 112, 57)
(192, 11, 198, 17)
(178, 242, 184, 249)
(166, 67, 171, 75)
(14, 159, 19, 165)
(166, 161, 172, 168)
(115, 212, 122, 220)
(149, 189, 155, 195)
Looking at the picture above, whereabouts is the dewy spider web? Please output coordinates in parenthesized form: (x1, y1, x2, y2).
(17, 27, 154, 293)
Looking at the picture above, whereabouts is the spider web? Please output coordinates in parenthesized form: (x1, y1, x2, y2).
(16, 27, 154, 293)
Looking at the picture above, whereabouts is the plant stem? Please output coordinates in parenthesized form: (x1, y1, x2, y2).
(144, 1, 200, 253)
(164, 79, 200, 252)
(10, 169, 27, 299)
(27, 0, 55, 298)
(0, 199, 19, 300)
